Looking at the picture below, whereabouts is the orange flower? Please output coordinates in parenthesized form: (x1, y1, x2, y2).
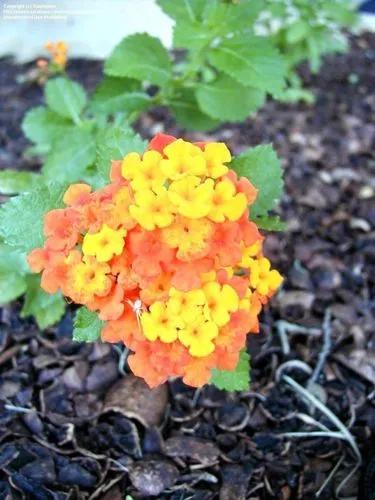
(140, 272, 171, 305)
(128, 229, 175, 279)
(225, 170, 258, 204)
(40, 250, 80, 294)
(87, 282, 125, 321)
(182, 355, 216, 387)
(63, 183, 92, 206)
(208, 221, 242, 266)
(44, 209, 80, 251)
(170, 257, 213, 291)
(27, 247, 50, 273)
(147, 133, 176, 153)
(101, 304, 144, 349)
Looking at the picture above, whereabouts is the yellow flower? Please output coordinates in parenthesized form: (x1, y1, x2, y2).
(161, 139, 207, 180)
(239, 241, 262, 268)
(141, 301, 183, 343)
(208, 179, 247, 222)
(162, 216, 213, 260)
(239, 289, 252, 310)
(82, 224, 126, 262)
(130, 150, 166, 192)
(69, 257, 111, 302)
(167, 287, 206, 323)
(203, 142, 231, 178)
(248, 257, 283, 295)
(121, 152, 141, 180)
(129, 188, 174, 230)
(168, 176, 214, 219)
(203, 282, 239, 326)
(178, 314, 218, 357)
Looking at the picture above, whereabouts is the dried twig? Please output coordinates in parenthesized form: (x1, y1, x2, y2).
(275, 320, 321, 355)
(282, 375, 362, 498)
(4, 403, 33, 414)
(275, 360, 312, 382)
(315, 454, 345, 497)
(113, 345, 129, 376)
(309, 308, 332, 384)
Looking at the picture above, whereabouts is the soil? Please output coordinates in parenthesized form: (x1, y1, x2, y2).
(0, 34, 374, 500)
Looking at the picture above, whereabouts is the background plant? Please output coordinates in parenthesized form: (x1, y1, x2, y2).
(257, 0, 358, 102)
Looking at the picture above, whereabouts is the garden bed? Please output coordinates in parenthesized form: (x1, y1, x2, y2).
(0, 33, 374, 499)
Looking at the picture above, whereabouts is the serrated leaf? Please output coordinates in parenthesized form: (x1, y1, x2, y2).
(0, 170, 41, 195)
(252, 215, 286, 231)
(0, 273, 26, 305)
(45, 77, 87, 123)
(91, 77, 152, 115)
(208, 35, 285, 94)
(195, 75, 265, 122)
(203, 0, 263, 32)
(170, 89, 221, 131)
(22, 106, 73, 148)
(21, 275, 65, 329)
(104, 34, 172, 86)
(0, 244, 29, 305)
(96, 126, 147, 183)
(73, 307, 104, 342)
(230, 144, 283, 217)
(0, 182, 66, 252)
(42, 129, 96, 183)
(157, 0, 206, 21)
(173, 20, 214, 51)
(211, 350, 251, 391)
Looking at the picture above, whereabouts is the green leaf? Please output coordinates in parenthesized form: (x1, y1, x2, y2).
(204, 0, 263, 32)
(230, 144, 283, 217)
(208, 35, 285, 95)
(0, 170, 41, 195)
(104, 34, 172, 86)
(278, 87, 315, 105)
(211, 350, 251, 391)
(307, 36, 321, 73)
(195, 75, 265, 122)
(21, 275, 65, 329)
(22, 106, 73, 148)
(42, 129, 96, 183)
(45, 77, 87, 123)
(0, 244, 29, 305)
(323, 2, 357, 26)
(286, 20, 309, 44)
(173, 20, 214, 51)
(157, 0, 206, 21)
(170, 89, 221, 131)
(252, 215, 286, 231)
(73, 307, 104, 342)
(0, 182, 66, 252)
(91, 77, 152, 115)
(96, 126, 147, 183)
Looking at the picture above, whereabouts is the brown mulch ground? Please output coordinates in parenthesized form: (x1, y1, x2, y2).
(0, 34, 374, 499)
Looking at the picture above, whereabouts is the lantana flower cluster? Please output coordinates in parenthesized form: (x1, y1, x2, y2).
(27, 134, 283, 388)
(37, 41, 68, 76)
